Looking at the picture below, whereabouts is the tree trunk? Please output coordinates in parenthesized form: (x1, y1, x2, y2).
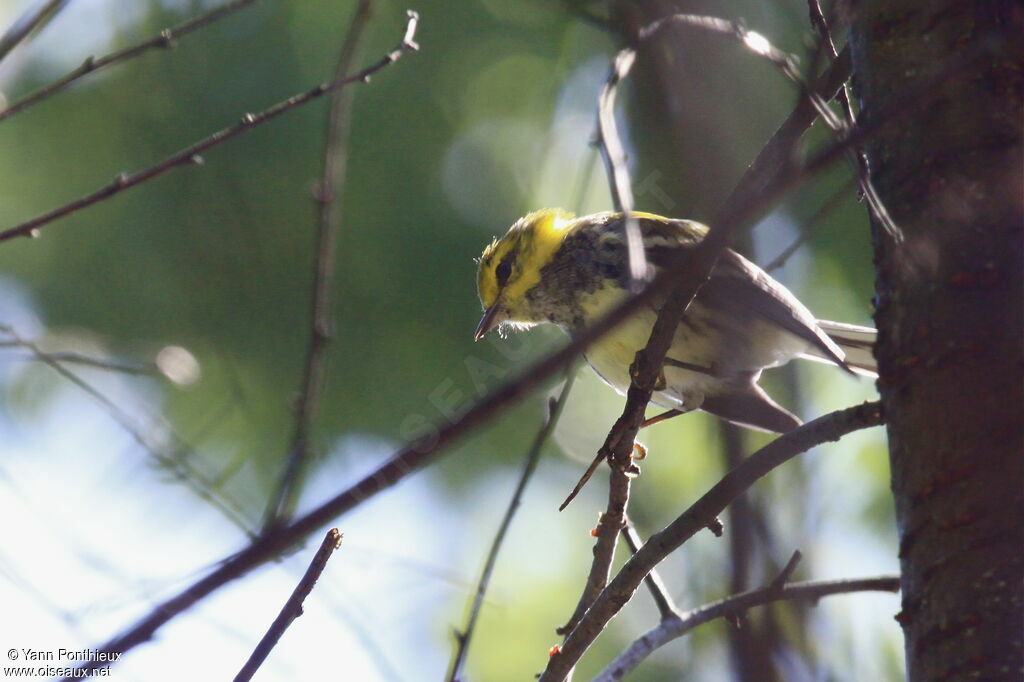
(849, 2, 1024, 679)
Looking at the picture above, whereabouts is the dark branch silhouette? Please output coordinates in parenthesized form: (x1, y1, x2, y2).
(621, 520, 678, 621)
(0, 324, 250, 531)
(803, 0, 895, 237)
(0, 0, 258, 122)
(233, 529, 343, 682)
(595, 574, 900, 681)
(642, 13, 897, 239)
(447, 374, 576, 682)
(262, 0, 376, 533)
(0, 10, 420, 243)
(0, 0, 70, 64)
(596, 48, 646, 289)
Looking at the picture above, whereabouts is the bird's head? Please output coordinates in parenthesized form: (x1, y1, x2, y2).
(474, 208, 577, 340)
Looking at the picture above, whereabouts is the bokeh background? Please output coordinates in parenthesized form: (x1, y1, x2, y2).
(0, 0, 900, 680)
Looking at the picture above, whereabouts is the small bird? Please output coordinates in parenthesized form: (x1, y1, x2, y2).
(474, 209, 876, 433)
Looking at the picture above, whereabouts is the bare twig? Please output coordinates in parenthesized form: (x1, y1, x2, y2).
(539, 402, 884, 680)
(639, 15, 840, 121)
(557, 459, 632, 637)
(621, 520, 678, 621)
(768, 550, 803, 593)
(233, 529, 343, 682)
(0, 331, 200, 384)
(262, 0, 376, 533)
(66, 43, 974, 677)
(804, 0, 896, 237)
(447, 373, 576, 682)
(0, 0, 70, 64)
(594, 574, 900, 681)
(0, 10, 420, 243)
(597, 48, 646, 290)
(0, 345, 156, 377)
(725, 44, 850, 211)
(0, 324, 250, 531)
(0, 0, 258, 122)
(763, 177, 856, 273)
(643, 12, 895, 239)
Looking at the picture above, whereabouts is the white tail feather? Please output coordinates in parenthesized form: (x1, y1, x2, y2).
(801, 320, 877, 376)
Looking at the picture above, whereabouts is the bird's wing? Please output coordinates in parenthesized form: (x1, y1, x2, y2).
(636, 217, 850, 372)
(705, 250, 851, 371)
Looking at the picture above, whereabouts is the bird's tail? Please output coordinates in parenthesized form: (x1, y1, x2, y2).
(801, 320, 877, 376)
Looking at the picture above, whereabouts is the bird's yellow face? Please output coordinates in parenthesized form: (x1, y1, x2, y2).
(474, 208, 577, 340)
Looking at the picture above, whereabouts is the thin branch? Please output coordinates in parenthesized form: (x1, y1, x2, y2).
(539, 402, 884, 681)
(0, 10, 420, 243)
(803, 0, 896, 237)
(64, 43, 976, 677)
(262, 0, 376, 533)
(639, 15, 843, 125)
(0, 0, 70, 64)
(643, 13, 884, 237)
(642, 12, 896, 240)
(763, 177, 856, 273)
(0, 346, 157, 377)
(233, 528, 343, 682)
(0, 0, 258, 122)
(768, 550, 803, 593)
(594, 574, 901, 682)
(621, 520, 678, 621)
(596, 48, 647, 290)
(447, 372, 576, 682)
(725, 44, 850, 211)
(0, 333, 203, 385)
(0, 324, 251, 531)
(557, 453, 632, 636)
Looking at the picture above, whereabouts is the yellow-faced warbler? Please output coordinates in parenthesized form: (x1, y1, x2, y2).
(474, 209, 876, 433)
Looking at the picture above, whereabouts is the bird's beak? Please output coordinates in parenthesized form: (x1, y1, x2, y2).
(473, 303, 501, 341)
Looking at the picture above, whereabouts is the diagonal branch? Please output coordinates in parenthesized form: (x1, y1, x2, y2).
(261, 0, 376, 533)
(594, 574, 901, 681)
(804, 0, 897, 239)
(232, 528, 344, 682)
(638, 14, 891, 238)
(763, 176, 856, 273)
(596, 48, 646, 289)
(621, 520, 678, 621)
(0, 324, 250, 531)
(0, 0, 71, 64)
(0, 10, 420, 244)
(539, 401, 884, 681)
(0, 344, 157, 377)
(0, 0, 258, 122)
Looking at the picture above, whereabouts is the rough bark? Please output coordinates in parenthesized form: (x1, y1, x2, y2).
(849, 2, 1024, 679)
